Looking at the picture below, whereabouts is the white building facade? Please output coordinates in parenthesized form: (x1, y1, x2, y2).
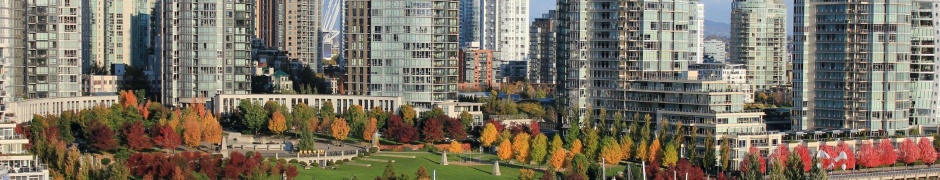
(458, 0, 529, 61)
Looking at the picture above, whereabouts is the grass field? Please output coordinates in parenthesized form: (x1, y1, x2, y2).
(283, 152, 631, 180)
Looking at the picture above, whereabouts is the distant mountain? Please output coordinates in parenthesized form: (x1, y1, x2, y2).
(704, 20, 730, 38)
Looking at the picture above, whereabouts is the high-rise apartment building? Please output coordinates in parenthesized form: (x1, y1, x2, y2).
(156, 0, 254, 106)
(730, 0, 788, 92)
(528, 10, 556, 85)
(0, 0, 25, 119)
(458, 0, 528, 61)
(793, 0, 937, 132)
(458, 45, 498, 90)
(85, 0, 136, 70)
(691, 3, 705, 64)
(345, 0, 460, 108)
(256, 0, 322, 70)
(911, 0, 938, 126)
(26, 0, 83, 99)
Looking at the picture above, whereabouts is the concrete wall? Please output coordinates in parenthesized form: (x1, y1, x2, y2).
(213, 94, 403, 116)
(6, 96, 119, 123)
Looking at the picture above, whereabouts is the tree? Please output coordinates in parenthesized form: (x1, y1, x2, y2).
(857, 141, 878, 168)
(268, 110, 288, 135)
(571, 139, 583, 154)
(877, 139, 898, 166)
(384, 115, 418, 143)
(345, 105, 367, 138)
(459, 111, 474, 129)
(564, 124, 580, 148)
(369, 106, 389, 129)
(444, 117, 468, 141)
(238, 100, 266, 134)
(415, 165, 430, 180)
(182, 114, 202, 148)
(740, 147, 766, 177)
(380, 160, 397, 180)
(550, 134, 564, 153)
(153, 124, 181, 151)
(599, 136, 622, 165)
(582, 128, 600, 159)
(331, 118, 350, 141)
(784, 151, 806, 180)
(772, 144, 791, 167)
(549, 148, 566, 170)
(448, 141, 464, 153)
(720, 138, 732, 171)
(513, 132, 532, 163)
(636, 140, 649, 162)
(498, 140, 513, 161)
(363, 118, 378, 142)
(518, 169, 535, 180)
(528, 121, 541, 136)
(530, 134, 549, 165)
(619, 137, 633, 162)
(119, 90, 139, 108)
(481, 123, 500, 148)
(794, 144, 812, 172)
(88, 120, 118, 152)
(663, 142, 679, 167)
(899, 138, 920, 165)
(297, 131, 316, 152)
(399, 105, 416, 126)
(919, 137, 937, 165)
(648, 137, 662, 163)
(123, 121, 152, 151)
(836, 142, 855, 170)
(292, 103, 317, 131)
(320, 101, 336, 130)
(201, 114, 223, 144)
(421, 118, 445, 142)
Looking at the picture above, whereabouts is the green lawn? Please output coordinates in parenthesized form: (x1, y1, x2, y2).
(288, 152, 542, 180)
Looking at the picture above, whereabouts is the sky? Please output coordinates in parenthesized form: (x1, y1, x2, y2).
(529, 0, 796, 24)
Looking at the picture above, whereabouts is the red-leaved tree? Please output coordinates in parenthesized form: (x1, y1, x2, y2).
(899, 138, 920, 165)
(662, 159, 706, 180)
(529, 121, 541, 135)
(818, 144, 835, 170)
(772, 144, 791, 167)
(877, 139, 898, 166)
(486, 120, 506, 132)
(384, 115, 418, 143)
(123, 121, 152, 151)
(444, 117, 468, 141)
(421, 118, 445, 142)
(740, 147, 766, 173)
(88, 120, 118, 152)
(857, 141, 879, 168)
(794, 144, 812, 172)
(918, 137, 937, 165)
(836, 142, 855, 170)
(153, 124, 181, 151)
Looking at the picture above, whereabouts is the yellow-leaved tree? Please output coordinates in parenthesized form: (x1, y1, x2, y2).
(201, 113, 223, 144)
(481, 123, 499, 148)
(182, 112, 202, 148)
(513, 133, 531, 163)
(571, 139, 583, 154)
(648, 137, 662, 163)
(599, 137, 622, 165)
(448, 141, 463, 153)
(636, 140, 649, 162)
(619, 137, 634, 162)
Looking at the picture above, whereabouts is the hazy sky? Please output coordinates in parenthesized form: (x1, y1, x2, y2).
(530, 0, 796, 24)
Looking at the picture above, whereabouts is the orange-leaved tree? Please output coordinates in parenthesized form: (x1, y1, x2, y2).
(268, 110, 288, 136)
(449, 141, 463, 153)
(119, 90, 138, 108)
(182, 111, 202, 148)
(599, 136, 622, 165)
(331, 118, 350, 141)
(648, 137, 662, 163)
(201, 113, 223, 144)
(481, 123, 499, 148)
(497, 140, 513, 161)
(513, 132, 531, 163)
(549, 148, 566, 170)
(571, 139, 583, 154)
(363, 117, 378, 141)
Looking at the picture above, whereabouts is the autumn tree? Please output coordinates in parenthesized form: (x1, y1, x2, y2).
(497, 140, 513, 161)
(794, 144, 812, 171)
(513, 133, 532, 163)
(581, 128, 600, 160)
(458, 111, 473, 129)
(571, 139, 583, 154)
(399, 105, 416, 126)
(599, 136, 622, 165)
(119, 90, 139, 108)
(836, 142, 855, 170)
(772, 144, 791, 167)
(444, 117, 468, 141)
(182, 113, 203, 148)
(369, 106, 389, 129)
(448, 141, 463, 153)
(384, 115, 418, 143)
(663, 142, 679, 167)
(363, 118, 378, 142)
(421, 118, 445, 142)
(268, 110, 288, 136)
(877, 139, 898, 166)
(320, 101, 336, 130)
(549, 148, 566, 170)
(530, 134, 548, 165)
(201, 114, 223, 144)
(415, 165, 430, 180)
(481, 123, 499, 148)
(636, 140, 648, 162)
(857, 141, 878, 168)
(122, 121, 152, 151)
(550, 134, 564, 153)
(292, 103, 317, 131)
(153, 124, 181, 151)
(88, 120, 118, 152)
(619, 137, 633, 162)
(899, 138, 920, 165)
(648, 137, 662, 163)
(918, 137, 937, 165)
(331, 118, 350, 141)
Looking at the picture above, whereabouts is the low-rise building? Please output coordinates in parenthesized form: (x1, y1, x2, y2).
(271, 71, 293, 92)
(83, 75, 123, 96)
(213, 94, 403, 117)
(0, 122, 49, 180)
(4, 96, 119, 123)
(433, 100, 484, 127)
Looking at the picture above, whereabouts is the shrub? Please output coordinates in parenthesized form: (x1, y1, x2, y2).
(100, 158, 111, 166)
(421, 143, 439, 152)
(369, 147, 379, 153)
(289, 159, 299, 164)
(312, 162, 320, 167)
(326, 160, 335, 166)
(335, 160, 344, 165)
(343, 159, 350, 162)
(268, 157, 278, 163)
(358, 154, 365, 158)
(364, 152, 372, 156)
(299, 161, 308, 167)
(352, 157, 360, 161)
